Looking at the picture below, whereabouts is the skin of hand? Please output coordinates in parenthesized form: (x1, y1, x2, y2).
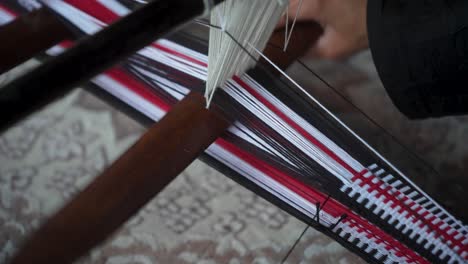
(278, 0, 369, 59)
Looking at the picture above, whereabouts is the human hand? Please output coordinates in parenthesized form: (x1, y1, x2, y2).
(278, 0, 368, 59)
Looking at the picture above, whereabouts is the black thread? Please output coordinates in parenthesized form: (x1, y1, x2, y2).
(279, 225, 309, 264)
(330, 214, 348, 231)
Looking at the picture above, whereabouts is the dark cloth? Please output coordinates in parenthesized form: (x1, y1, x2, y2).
(367, 0, 468, 119)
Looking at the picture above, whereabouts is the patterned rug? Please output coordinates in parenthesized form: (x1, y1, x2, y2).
(1, 47, 467, 263)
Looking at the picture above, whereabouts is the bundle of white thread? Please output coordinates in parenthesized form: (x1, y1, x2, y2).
(205, 0, 288, 106)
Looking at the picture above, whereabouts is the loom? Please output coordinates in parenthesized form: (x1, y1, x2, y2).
(0, 1, 304, 262)
(0, 1, 467, 264)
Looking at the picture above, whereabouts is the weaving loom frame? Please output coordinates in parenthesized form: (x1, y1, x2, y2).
(0, 5, 390, 259)
(1, 0, 467, 263)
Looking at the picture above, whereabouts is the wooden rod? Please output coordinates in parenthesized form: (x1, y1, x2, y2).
(0, 8, 73, 75)
(11, 92, 230, 264)
(0, 0, 214, 133)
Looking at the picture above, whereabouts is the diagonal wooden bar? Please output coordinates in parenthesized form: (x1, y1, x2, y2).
(0, 0, 222, 133)
(0, 8, 73, 75)
(11, 92, 230, 264)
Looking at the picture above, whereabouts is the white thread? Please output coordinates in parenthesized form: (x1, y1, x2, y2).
(284, 0, 303, 51)
(205, 0, 288, 107)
